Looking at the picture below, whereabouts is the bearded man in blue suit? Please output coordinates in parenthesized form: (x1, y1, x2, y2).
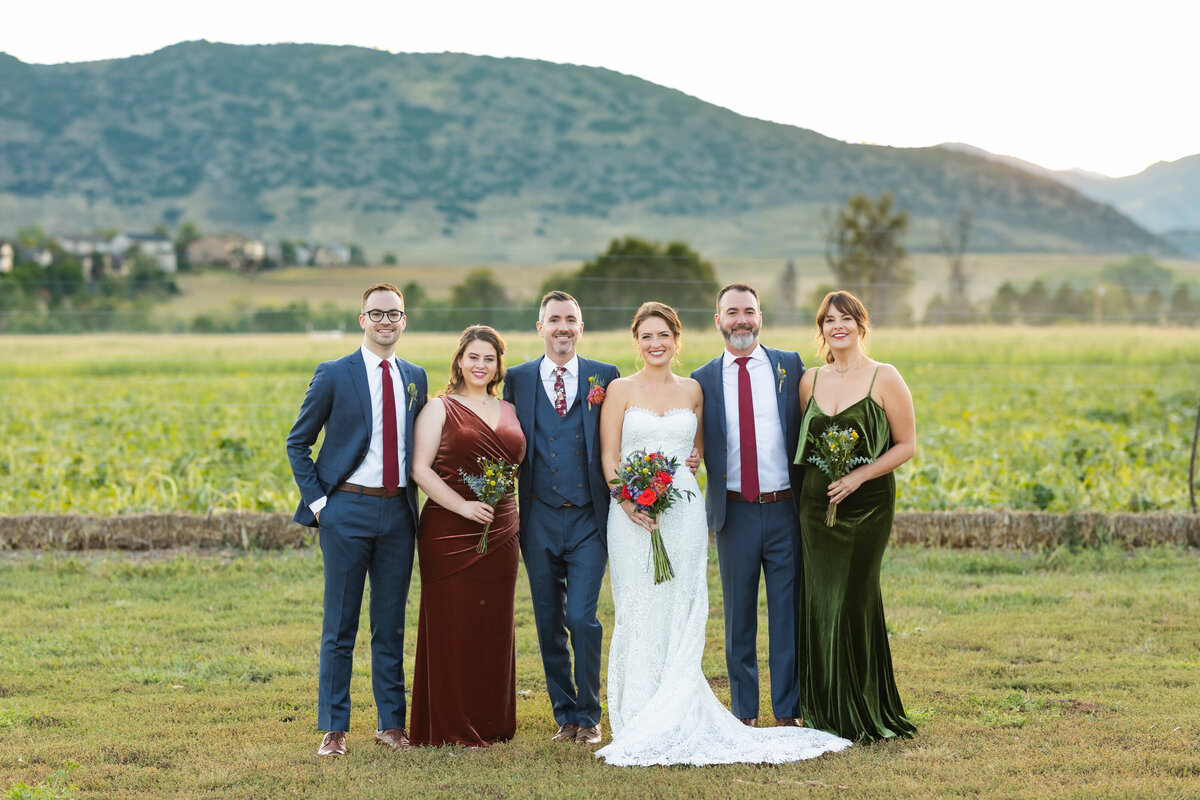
(503, 290, 619, 746)
(287, 283, 428, 757)
(690, 282, 806, 727)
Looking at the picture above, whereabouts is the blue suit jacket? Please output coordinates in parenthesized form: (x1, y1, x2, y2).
(503, 356, 620, 544)
(691, 346, 805, 534)
(287, 349, 428, 528)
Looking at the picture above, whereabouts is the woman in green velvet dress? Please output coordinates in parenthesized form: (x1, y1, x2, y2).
(794, 290, 917, 742)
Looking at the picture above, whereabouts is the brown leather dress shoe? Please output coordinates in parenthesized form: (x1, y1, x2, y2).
(375, 728, 411, 750)
(774, 717, 802, 727)
(551, 723, 579, 742)
(317, 730, 347, 757)
(575, 724, 602, 745)
(738, 717, 758, 727)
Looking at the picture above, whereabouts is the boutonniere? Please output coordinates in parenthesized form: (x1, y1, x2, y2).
(407, 382, 418, 410)
(586, 374, 607, 410)
(776, 364, 786, 393)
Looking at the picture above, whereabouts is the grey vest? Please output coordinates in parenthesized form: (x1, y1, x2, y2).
(532, 386, 592, 507)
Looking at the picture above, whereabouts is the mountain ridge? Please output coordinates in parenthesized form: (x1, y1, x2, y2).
(0, 42, 1170, 260)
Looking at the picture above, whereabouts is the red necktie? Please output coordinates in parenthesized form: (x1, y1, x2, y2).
(380, 360, 399, 492)
(553, 366, 568, 417)
(735, 356, 759, 502)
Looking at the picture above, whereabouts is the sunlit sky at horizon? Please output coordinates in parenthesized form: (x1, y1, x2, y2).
(5, 0, 1198, 178)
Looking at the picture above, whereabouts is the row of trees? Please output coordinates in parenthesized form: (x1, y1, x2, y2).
(5, 194, 1198, 331)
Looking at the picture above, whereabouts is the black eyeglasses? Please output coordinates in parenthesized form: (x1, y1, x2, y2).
(364, 310, 405, 322)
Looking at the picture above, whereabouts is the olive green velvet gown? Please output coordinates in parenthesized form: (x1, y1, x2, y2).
(794, 367, 915, 742)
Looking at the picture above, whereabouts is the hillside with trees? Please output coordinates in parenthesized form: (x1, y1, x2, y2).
(0, 42, 1171, 261)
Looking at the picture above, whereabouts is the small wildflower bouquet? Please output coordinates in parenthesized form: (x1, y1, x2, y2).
(458, 457, 520, 553)
(586, 374, 607, 409)
(609, 449, 694, 584)
(806, 424, 874, 526)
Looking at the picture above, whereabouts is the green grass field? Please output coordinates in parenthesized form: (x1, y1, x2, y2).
(2, 326, 1198, 516)
(1, 545, 1197, 799)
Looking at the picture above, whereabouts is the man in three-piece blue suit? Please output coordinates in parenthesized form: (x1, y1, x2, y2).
(503, 290, 619, 746)
(287, 283, 428, 757)
(691, 282, 806, 727)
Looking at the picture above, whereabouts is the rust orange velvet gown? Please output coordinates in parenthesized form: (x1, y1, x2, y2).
(410, 396, 526, 747)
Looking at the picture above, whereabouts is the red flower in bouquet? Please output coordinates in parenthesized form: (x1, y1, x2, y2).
(636, 488, 659, 506)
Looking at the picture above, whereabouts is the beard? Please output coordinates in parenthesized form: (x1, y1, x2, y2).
(546, 333, 576, 357)
(722, 324, 758, 351)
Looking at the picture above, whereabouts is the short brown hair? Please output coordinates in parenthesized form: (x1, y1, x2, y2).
(539, 290, 581, 320)
(442, 325, 507, 398)
(716, 282, 759, 311)
(361, 283, 404, 311)
(815, 290, 871, 364)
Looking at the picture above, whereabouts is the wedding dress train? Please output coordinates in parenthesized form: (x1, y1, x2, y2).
(596, 407, 851, 766)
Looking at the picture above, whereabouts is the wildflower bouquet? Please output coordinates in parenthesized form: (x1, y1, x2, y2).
(609, 449, 694, 584)
(806, 424, 874, 526)
(458, 457, 520, 553)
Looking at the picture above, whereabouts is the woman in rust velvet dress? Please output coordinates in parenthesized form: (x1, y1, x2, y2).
(410, 326, 526, 747)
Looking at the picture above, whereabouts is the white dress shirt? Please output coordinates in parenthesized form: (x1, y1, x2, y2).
(722, 345, 790, 493)
(539, 354, 580, 411)
(311, 345, 407, 515)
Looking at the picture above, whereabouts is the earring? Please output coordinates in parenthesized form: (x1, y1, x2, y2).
(634, 355, 645, 371)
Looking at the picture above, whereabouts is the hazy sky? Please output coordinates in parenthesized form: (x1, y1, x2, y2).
(5, 0, 1197, 178)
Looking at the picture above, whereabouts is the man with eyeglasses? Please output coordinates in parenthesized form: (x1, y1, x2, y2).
(287, 282, 428, 757)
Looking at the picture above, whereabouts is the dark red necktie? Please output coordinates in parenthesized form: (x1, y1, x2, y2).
(735, 356, 759, 502)
(553, 366, 568, 417)
(380, 360, 399, 492)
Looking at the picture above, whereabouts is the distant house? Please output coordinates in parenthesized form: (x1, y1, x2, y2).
(55, 233, 117, 276)
(187, 234, 266, 271)
(0, 240, 12, 274)
(111, 233, 177, 273)
(312, 243, 350, 267)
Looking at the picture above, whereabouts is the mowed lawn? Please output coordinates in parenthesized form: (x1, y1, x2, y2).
(1, 545, 1197, 800)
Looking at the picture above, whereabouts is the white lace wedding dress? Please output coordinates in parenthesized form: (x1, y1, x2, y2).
(596, 407, 852, 766)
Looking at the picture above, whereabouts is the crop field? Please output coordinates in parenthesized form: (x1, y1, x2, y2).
(1, 325, 1198, 516)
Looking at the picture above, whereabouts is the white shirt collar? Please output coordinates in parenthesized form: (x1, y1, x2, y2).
(362, 345, 395, 369)
(540, 354, 579, 379)
(722, 343, 765, 368)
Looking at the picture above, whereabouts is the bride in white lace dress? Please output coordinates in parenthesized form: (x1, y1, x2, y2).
(596, 302, 851, 766)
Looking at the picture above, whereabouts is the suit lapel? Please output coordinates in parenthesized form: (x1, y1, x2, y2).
(524, 356, 544, 464)
(578, 356, 598, 457)
(707, 355, 726, 435)
(397, 359, 415, 463)
(763, 347, 789, 436)
(347, 349, 372, 437)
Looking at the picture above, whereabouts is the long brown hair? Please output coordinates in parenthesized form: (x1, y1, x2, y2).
(442, 325, 506, 397)
(815, 290, 871, 364)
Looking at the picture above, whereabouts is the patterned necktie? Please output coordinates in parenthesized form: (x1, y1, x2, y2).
(553, 366, 568, 418)
(734, 356, 759, 502)
(380, 360, 399, 492)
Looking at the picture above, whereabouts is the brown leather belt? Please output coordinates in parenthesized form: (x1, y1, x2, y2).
(726, 489, 792, 504)
(335, 482, 406, 498)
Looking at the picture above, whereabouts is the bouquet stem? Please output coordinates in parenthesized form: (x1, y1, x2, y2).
(649, 527, 675, 584)
(476, 521, 491, 554)
(825, 503, 838, 527)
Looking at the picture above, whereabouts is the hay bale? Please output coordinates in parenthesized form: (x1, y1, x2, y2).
(0, 511, 1196, 551)
(891, 511, 1200, 549)
(0, 513, 312, 551)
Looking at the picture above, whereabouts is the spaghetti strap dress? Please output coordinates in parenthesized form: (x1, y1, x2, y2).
(794, 366, 916, 741)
